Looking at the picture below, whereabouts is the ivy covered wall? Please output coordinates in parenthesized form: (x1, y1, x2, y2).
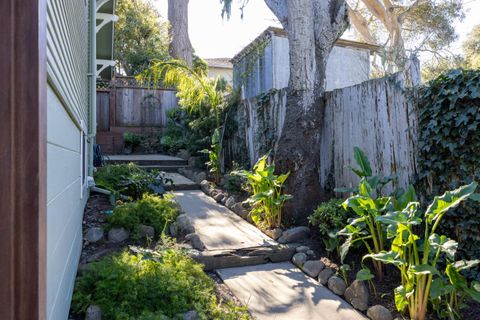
(416, 69, 480, 278)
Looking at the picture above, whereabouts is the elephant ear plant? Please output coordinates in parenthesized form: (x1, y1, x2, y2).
(364, 182, 480, 320)
(233, 155, 291, 229)
(337, 147, 414, 281)
(201, 128, 222, 184)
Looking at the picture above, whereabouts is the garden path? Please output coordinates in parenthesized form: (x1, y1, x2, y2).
(174, 189, 367, 320)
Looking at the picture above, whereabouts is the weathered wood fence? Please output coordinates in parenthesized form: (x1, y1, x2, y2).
(96, 79, 178, 153)
(96, 87, 178, 130)
(223, 63, 419, 194)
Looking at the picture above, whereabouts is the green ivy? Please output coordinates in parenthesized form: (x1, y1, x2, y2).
(416, 69, 480, 279)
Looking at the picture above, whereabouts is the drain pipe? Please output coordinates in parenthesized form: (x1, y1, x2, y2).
(87, 0, 97, 176)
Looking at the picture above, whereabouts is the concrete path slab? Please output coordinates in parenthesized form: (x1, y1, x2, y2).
(173, 190, 276, 250)
(217, 262, 367, 320)
(165, 173, 199, 191)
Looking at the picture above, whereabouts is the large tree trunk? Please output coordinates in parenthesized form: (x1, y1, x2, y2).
(265, 0, 348, 222)
(168, 0, 193, 66)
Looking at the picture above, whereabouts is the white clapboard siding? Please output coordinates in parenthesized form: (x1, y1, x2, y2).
(46, 0, 90, 319)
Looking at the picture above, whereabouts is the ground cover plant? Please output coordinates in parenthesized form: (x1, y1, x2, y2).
(94, 163, 171, 200)
(71, 247, 250, 320)
(363, 182, 480, 320)
(107, 194, 181, 239)
(233, 155, 291, 229)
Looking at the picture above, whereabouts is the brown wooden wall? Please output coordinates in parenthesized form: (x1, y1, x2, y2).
(96, 87, 178, 132)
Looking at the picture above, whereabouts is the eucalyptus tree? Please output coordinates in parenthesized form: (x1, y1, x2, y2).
(222, 0, 350, 221)
(168, 0, 193, 66)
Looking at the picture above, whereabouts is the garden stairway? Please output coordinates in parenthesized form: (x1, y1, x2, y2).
(106, 154, 199, 190)
(173, 190, 367, 320)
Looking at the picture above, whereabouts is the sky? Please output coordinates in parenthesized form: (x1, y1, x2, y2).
(154, 0, 480, 59)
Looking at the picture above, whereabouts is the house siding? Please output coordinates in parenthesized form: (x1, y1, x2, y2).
(46, 0, 90, 319)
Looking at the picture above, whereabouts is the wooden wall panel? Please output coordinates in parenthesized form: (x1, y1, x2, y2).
(0, 0, 47, 319)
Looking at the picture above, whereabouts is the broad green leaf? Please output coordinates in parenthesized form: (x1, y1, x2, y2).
(339, 236, 353, 263)
(393, 185, 417, 211)
(276, 173, 290, 184)
(364, 251, 406, 266)
(470, 193, 480, 201)
(356, 268, 375, 281)
(359, 179, 372, 197)
(410, 264, 439, 275)
(425, 182, 478, 223)
(394, 285, 410, 312)
(430, 278, 445, 300)
(352, 147, 372, 177)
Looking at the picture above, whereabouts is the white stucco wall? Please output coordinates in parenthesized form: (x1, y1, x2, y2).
(47, 85, 88, 320)
(208, 67, 233, 84)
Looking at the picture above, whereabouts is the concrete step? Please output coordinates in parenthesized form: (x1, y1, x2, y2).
(139, 165, 189, 173)
(190, 244, 296, 271)
(217, 262, 368, 320)
(104, 154, 188, 166)
(164, 173, 199, 191)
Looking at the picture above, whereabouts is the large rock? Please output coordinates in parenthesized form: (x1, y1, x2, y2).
(318, 267, 335, 285)
(263, 228, 283, 240)
(344, 280, 369, 311)
(231, 202, 249, 219)
(194, 172, 207, 184)
(213, 193, 225, 203)
(277, 226, 310, 244)
(292, 252, 307, 267)
(176, 149, 191, 160)
(200, 180, 213, 194)
(296, 245, 310, 253)
(181, 310, 199, 320)
(328, 276, 347, 295)
(85, 305, 102, 320)
(176, 214, 195, 237)
(108, 228, 130, 243)
(139, 224, 155, 239)
(367, 305, 393, 320)
(302, 260, 325, 278)
(188, 156, 198, 167)
(185, 233, 205, 251)
(85, 227, 104, 243)
(225, 196, 236, 209)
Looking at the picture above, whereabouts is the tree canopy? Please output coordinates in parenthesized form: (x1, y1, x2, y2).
(463, 24, 480, 69)
(114, 0, 170, 76)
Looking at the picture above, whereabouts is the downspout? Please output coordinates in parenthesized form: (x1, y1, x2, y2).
(88, 0, 97, 176)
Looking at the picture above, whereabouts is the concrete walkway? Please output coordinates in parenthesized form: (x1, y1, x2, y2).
(174, 190, 275, 250)
(174, 187, 367, 320)
(218, 262, 366, 320)
(106, 154, 184, 161)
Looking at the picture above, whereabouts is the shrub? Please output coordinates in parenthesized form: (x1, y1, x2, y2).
(233, 155, 291, 229)
(94, 163, 168, 200)
(71, 249, 251, 319)
(108, 194, 180, 238)
(123, 132, 145, 152)
(308, 199, 352, 238)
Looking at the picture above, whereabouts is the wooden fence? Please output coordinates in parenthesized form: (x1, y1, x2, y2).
(97, 87, 178, 130)
(223, 62, 419, 194)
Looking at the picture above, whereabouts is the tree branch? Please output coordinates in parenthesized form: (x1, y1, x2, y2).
(348, 5, 377, 44)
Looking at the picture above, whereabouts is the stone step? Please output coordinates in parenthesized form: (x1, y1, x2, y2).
(104, 154, 188, 166)
(164, 173, 199, 191)
(217, 262, 368, 320)
(139, 165, 189, 173)
(190, 244, 297, 271)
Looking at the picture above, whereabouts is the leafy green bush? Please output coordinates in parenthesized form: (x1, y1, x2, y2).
(416, 69, 480, 278)
(233, 155, 291, 229)
(123, 132, 145, 152)
(202, 129, 222, 183)
(71, 249, 251, 320)
(94, 163, 165, 200)
(308, 199, 352, 237)
(108, 194, 180, 238)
